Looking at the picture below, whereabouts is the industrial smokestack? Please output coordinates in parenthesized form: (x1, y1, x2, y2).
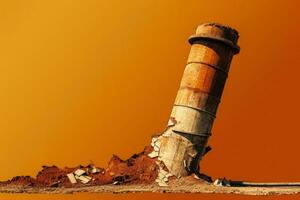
(156, 23, 240, 178)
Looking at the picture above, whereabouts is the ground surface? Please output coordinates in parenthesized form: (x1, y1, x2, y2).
(1, 176, 300, 196)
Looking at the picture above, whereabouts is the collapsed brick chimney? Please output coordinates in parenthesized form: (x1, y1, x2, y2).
(155, 23, 240, 178)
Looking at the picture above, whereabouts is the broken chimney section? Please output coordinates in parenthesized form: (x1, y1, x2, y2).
(157, 23, 240, 177)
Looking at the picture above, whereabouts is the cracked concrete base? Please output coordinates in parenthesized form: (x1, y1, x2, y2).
(1, 176, 300, 196)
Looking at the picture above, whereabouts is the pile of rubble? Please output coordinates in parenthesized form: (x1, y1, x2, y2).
(104, 146, 159, 185)
(0, 129, 211, 189)
(67, 166, 100, 185)
(0, 146, 160, 188)
(67, 169, 90, 184)
(0, 176, 36, 187)
(30, 165, 104, 187)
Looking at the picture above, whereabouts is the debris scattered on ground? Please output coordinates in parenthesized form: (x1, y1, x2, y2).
(0, 118, 207, 189)
(0, 131, 206, 190)
(2, 175, 300, 195)
(0, 145, 160, 188)
(67, 168, 93, 184)
(35, 165, 75, 187)
(104, 146, 159, 185)
(0, 176, 36, 187)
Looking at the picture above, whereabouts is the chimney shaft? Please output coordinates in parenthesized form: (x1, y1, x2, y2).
(157, 23, 240, 177)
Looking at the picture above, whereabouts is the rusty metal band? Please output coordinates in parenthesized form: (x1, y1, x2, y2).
(172, 130, 211, 137)
(186, 61, 228, 77)
(188, 33, 240, 54)
(173, 104, 216, 118)
(178, 86, 221, 103)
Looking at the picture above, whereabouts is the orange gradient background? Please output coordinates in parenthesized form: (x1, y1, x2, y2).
(0, 0, 300, 199)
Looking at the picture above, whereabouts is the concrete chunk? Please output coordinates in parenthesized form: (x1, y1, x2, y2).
(67, 173, 77, 184)
(74, 169, 86, 176)
(77, 175, 91, 184)
(148, 151, 159, 158)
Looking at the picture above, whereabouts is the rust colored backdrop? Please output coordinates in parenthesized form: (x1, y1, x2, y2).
(0, 0, 299, 199)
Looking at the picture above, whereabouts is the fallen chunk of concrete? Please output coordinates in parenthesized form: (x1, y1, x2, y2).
(74, 169, 86, 176)
(77, 175, 91, 184)
(67, 173, 77, 184)
(148, 151, 159, 158)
